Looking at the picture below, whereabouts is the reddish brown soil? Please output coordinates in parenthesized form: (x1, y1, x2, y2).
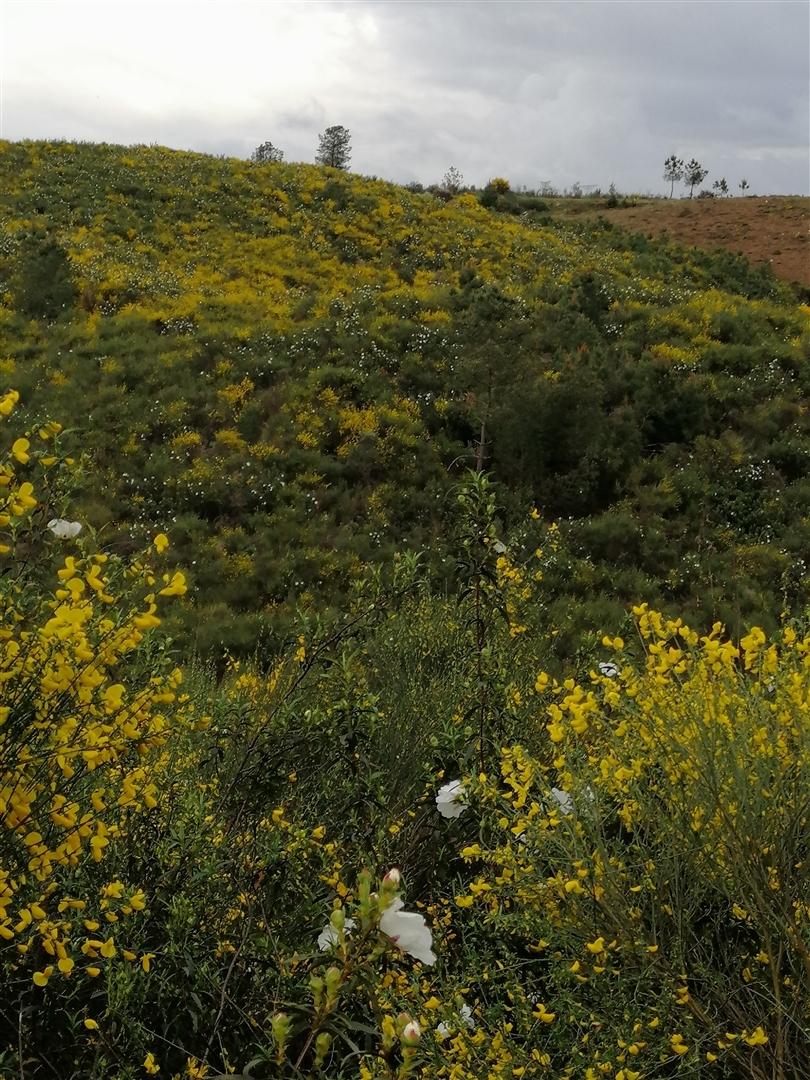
(562, 196, 809, 289)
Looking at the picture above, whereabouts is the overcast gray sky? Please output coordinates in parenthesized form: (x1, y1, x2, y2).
(2, 0, 808, 194)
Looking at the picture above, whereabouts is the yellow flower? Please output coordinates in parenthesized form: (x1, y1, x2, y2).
(0, 389, 20, 415)
(153, 533, 169, 554)
(144, 1051, 160, 1074)
(83, 1018, 99, 1031)
(12, 437, 30, 463)
(743, 1027, 768, 1047)
(159, 571, 187, 597)
(670, 1034, 688, 1055)
(532, 1002, 555, 1023)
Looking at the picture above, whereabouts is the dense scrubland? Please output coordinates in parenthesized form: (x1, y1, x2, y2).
(2, 141, 809, 657)
(1, 142, 808, 1078)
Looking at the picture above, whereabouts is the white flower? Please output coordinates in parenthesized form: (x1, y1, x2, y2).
(47, 518, 82, 539)
(437, 1004, 475, 1038)
(459, 1004, 475, 1028)
(317, 917, 356, 951)
(598, 661, 619, 678)
(379, 897, 436, 966)
(493, 540, 507, 554)
(436, 779, 466, 819)
(550, 787, 573, 815)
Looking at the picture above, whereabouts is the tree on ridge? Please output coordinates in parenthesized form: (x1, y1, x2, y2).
(684, 158, 708, 198)
(316, 126, 351, 170)
(663, 154, 684, 198)
(442, 165, 464, 194)
(251, 142, 284, 164)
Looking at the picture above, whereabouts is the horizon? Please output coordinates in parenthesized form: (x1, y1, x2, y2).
(2, 0, 808, 197)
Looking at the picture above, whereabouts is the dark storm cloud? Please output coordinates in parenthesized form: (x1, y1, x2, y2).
(3, 0, 808, 194)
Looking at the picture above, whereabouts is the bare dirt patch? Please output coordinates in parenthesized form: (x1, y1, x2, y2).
(559, 196, 809, 289)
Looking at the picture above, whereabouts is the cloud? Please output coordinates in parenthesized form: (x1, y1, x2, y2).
(2, 0, 807, 193)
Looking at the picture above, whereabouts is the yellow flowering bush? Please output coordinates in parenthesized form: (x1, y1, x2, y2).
(0, 392, 194, 1063)
(458, 610, 810, 1078)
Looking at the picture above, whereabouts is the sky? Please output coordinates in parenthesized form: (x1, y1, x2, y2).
(2, 0, 808, 195)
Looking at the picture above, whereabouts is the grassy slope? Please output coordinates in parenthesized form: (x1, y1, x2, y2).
(1, 140, 809, 655)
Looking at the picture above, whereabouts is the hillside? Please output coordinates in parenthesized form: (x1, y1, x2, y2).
(1, 140, 809, 656)
(554, 194, 810, 289)
(2, 142, 810, 1080)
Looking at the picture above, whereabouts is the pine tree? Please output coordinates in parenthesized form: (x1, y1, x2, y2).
(251, 141, 284, 164)
(315, 126, 351, 170)
(663, 154, 684, 198)
(684, 159, 708, 198)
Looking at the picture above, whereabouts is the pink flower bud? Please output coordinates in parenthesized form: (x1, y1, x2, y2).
(402, 1020, 422, 1045)
(382, 867, 401, 888)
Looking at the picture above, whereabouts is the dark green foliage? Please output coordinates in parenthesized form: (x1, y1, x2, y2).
(15, 234, 77, 319)
(478, 183, 549, 214)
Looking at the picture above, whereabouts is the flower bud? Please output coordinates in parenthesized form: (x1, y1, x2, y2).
(309, 973, 324, 1009)
(358, 869, 372, 904)
(270, 1012, 292, 1061)
(401, 1020, 421, 1046)
(324, 965, 342, 1005)
(329, 907, 345, 933)
(314, 1031, 332, 1068)
(382, 867, 402, 888)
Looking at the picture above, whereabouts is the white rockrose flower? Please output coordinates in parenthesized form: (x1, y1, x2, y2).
(598, 661, 620, 678)
(437, 1003, 475, 1038)
(317, 917, 356, 951)
(379, 897, 436, 966)
(459, 1003, 475, 1028)
(47, 518, 82, 539)
(550, 786, 574, 815)
(436, 779, 467, 819)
